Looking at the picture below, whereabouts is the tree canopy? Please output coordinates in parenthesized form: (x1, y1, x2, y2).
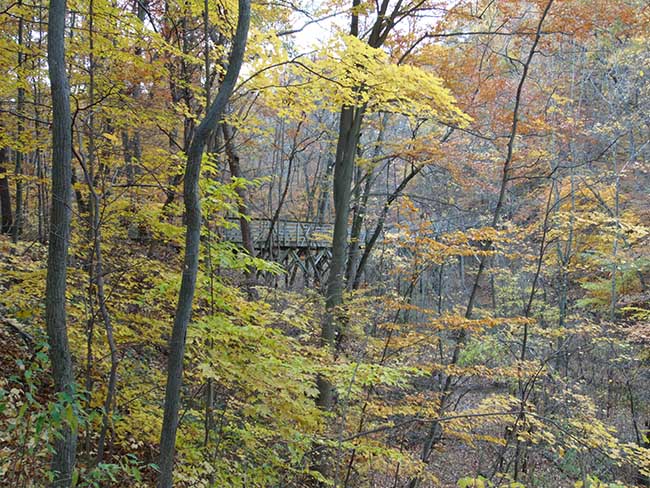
(1, 0, 650, 487)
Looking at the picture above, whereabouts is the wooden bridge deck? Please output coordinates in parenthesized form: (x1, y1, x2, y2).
(224, 219, 333, 249)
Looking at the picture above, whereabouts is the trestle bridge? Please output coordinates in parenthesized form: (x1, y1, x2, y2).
(223, 219, 334, 284)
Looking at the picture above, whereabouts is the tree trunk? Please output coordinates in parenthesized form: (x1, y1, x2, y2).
(46, 0, 78, 483)
(318, 0, 402, 427)
(13, 3, 25, 242)
(0, 146, 13, 234)
(345, 114, 388, 287)
(345, 165, 370, 286)
(157, 1, 250, 485)
(318, 104, 364, 408)
(222, 121, 256, 290)
(222, 123, 254, 255)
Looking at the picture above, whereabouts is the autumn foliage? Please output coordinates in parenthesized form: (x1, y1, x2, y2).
(1, 0, 650, 487)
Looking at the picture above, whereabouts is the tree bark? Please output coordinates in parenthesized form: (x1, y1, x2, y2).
(345, 114, 388, 287)
(318, 0, 409, 409)
(157, 1, 250, 485)
(0, 146, 13, 234)
(46, 0, 78, 483)
(13, 5, 25, 242)
(318, 104, 364, 408)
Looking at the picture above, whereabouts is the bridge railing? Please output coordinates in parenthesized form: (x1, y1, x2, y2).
(223, 219, 333, 249)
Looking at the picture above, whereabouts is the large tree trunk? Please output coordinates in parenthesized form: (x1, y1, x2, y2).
(46, 0, 78, 484)
(318, 104, 364, 408)
(0, 146, 13, 234)
(318, 0, 404, 410)
(318, 0, 363, 405)
(13, 5, 25, 242)
(157, 2, 250, 485)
